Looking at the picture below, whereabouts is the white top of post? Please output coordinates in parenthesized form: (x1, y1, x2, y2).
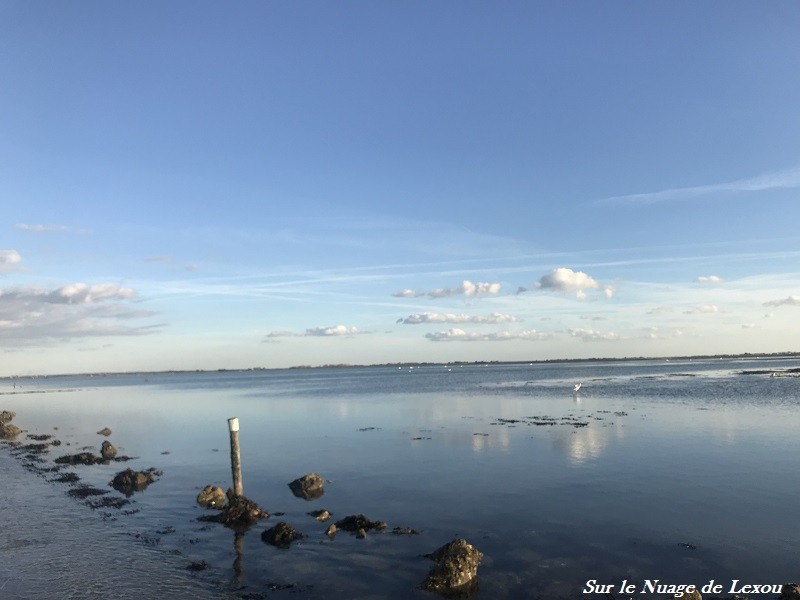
(227, 417, 240, 432)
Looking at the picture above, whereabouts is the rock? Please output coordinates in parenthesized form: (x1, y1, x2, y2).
(325, 524, 337, 537)
(781, 584, 800, 600)
(334, 514, 387, 533)
(0, 410, 15, 424)
(196, 485, 226, 509)
(288, 472, 325, 500)
(356, 528, 367, 539)
(109, 468, 159, 497)
(392, 527, 420, 535)
(308, 509, 331, 521)
(100, 441, 117, 460)
(54, 452, 103, 465)
(52, 472, 80, 483)
(0, 423, 22, 440)
(261, 522, 303, 549)
(682, 590, 702, 600)
(211, 489, 268, 529)
(97, 427, 112, 436)
(422, 539, 483, 596)
(68, 485, 109, 499)
(186, 560, 209, 571)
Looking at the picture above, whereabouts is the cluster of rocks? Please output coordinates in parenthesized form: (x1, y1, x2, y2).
(54, 440, 135, 466)
(3, 410, 486, 598)
(192, 469, 482, 596)
(1, 411, 160, 513)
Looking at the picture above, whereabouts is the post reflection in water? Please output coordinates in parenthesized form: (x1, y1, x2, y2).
(232, 531, 244, 586)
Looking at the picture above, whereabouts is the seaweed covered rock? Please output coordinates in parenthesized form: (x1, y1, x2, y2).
(261, 522, 303, 549)
(207, 489, 268, 529)
(781, 584, 800, 600)
(97, 427, 112, 436)
(308, 509, 331, 521)
(334, 514, 387, 534)
(55, 452, 104, 465)
(0, 423, 22, 440)
(288, 472, 325, 500)
(0, 410, 16, 424)
(196, 484, 226, 509)
(109, 468, 160, 496)
(100, 441, 117, 460)
(422, 539, 483, 596)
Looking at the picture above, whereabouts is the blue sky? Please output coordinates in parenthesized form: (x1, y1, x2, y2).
(2, 1, 800, 375)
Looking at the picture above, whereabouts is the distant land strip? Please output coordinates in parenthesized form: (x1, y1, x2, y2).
(2, 351, 799, 380)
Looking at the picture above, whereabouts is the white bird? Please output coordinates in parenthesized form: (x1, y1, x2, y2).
(573, 382, 582, 393)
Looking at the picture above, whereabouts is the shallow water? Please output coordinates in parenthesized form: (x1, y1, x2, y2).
(2, 358, 799, 598)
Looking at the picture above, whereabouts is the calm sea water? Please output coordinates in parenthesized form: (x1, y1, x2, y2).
(2, 358, 799, 599)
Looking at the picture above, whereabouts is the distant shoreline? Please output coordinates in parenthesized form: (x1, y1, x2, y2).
(2, 350, 799, 380)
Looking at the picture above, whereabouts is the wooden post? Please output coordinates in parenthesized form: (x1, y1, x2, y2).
(227, 417, 243, 497)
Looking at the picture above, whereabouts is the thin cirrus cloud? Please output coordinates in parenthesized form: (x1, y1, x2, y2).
(15, 223, 89, 234)
(763, 295, 800, 307)
(264, 325, 362, 339)
(425, 328, 552, 342)
(398, 312, 518, 325)
(392, 280, 501, 299)
(684, 304, 720, 315)
(596, 164, 800, 206)
(535, 267, 614, 300)
(0, 283, 157, 345)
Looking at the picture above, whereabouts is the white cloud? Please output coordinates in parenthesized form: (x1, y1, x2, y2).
(266, 330, 295, 338)
(684, 304, 719, 315)
(392, 288, 425, 298)
(764, 295, 800, 307)
(0, 250, 22, 271)
(428, 280, 502, 298)
(393, 280, 501, 299)
(0, 283, 157, 345)
(399, 312, 518, 325)
(568, 328, 620, 341)
(695, 275, 724, 284)
(597, 164, 800, 205)
(305, 325, 360, 336)
(425, 328, 552, 342)
(537, 267, 611, 299)
(47, 283, 136, 304)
